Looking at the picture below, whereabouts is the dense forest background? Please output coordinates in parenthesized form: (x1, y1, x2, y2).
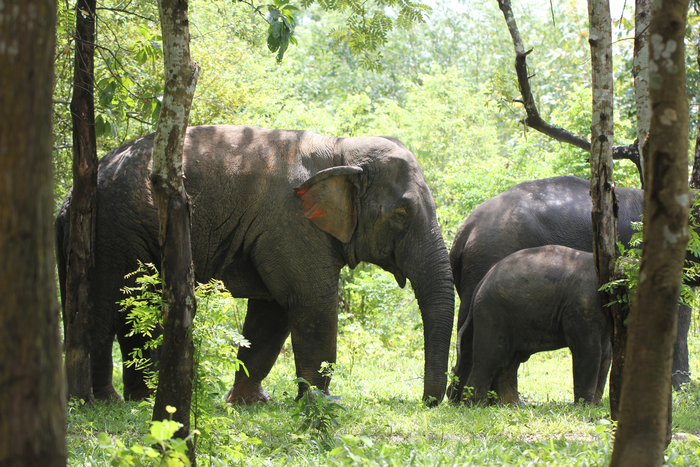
(53, 0, 694, 233)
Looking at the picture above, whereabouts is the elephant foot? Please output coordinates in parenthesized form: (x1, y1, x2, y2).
(498, 394, 522, 406)
(93, 386, 123, 403)
(672, 370, 691, 391)
(445, 384, 463, 405)
(226, 379, 271, 405)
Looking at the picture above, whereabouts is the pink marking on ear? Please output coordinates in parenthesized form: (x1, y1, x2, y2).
(308, 209, 326, 219)
(295, 187, 309, 195)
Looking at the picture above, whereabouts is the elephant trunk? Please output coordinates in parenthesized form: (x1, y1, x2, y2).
(400, 222, 455, 406)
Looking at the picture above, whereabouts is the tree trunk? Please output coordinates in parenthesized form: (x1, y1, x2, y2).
(150, 0, 200, 462)
(587, 0, 624, 419)
(634, 0, 651, 189)
(65, 0, 98, 402)
(690, 43, 700, 190)
(610, 0, 690, 464)
(0, 0, 66, 465)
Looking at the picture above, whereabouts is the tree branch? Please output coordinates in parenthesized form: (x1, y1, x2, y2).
(95, 7, 156, 22)
(498, 0, 641, 175)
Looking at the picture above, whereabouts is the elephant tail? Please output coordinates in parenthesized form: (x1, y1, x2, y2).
(449, 220, 477, 298)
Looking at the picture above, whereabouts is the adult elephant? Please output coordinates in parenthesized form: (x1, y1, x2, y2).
(55, 125, 455, 405)
(447, 175, 692, 401)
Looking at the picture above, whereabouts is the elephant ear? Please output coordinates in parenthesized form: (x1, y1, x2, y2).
(295, 166, 363, 243)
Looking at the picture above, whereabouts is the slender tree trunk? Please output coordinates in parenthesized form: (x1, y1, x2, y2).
(690, 43, 700, 189)
(65, 0, 97, 402)
(0, 0, 66, 465)
(588, 0, 624, 419)
(151, 0, 200, 462)
(634, 0, 651, 188)
(611, 0, 690, 464)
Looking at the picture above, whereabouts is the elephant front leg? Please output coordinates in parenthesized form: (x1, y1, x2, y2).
(226, 299, 290, 405)
(289, 302, 338, 400)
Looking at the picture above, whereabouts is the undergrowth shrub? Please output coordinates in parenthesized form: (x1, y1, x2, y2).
(118, 264, 262, 463)
(291, 377, 347, 440)
(99, 406, 194, 467)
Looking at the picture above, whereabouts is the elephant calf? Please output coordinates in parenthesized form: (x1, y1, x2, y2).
(456, 245, 611, 406)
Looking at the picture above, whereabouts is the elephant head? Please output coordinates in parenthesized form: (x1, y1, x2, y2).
(295, 136, 455, 404)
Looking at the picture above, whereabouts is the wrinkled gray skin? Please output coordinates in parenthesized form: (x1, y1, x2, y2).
(448, 176, 692, 402)
(55, 125, 454, 405)
(461, 245, 611, 406)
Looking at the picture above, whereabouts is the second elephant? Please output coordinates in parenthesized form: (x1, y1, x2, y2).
(449, 175, 692, 399)
(460, 245, 611, 406)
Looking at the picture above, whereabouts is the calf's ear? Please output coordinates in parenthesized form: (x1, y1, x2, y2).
(295, 166, 362, 243)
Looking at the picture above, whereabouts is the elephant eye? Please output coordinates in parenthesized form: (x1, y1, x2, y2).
(391, 207, 409, 228)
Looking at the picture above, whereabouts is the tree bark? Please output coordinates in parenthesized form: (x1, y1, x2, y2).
(690, 43, 700, 189)
(587, 0, 624, 420)
(634, 0, 651, 188)
(150, 0, 200, 461)
(65, 0, 98, 402)
(610, 0, 690, 464)
(0, 0, 67, 465)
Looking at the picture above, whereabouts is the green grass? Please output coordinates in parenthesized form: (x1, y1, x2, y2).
(66, 317, 700, 466)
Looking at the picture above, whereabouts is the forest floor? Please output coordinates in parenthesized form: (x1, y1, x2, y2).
(66, 309, 700, 466)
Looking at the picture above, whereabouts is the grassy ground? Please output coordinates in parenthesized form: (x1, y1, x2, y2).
(66, 307, 700, 466)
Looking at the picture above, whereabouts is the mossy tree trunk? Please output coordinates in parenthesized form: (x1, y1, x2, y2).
(611, 0, 690, 464)
(0, 0, 66, 465)
(150, 0, 200, 462)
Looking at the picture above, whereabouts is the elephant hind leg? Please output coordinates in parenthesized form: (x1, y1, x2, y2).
(571, 340, 604, 405)
(226, 299, 289, 405)
(464, 339, 509, 405)
(594, 337, 612, 405)
(91, 337, 122, 402)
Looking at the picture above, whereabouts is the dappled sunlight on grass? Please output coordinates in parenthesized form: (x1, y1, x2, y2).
(70, 301, 700, 466)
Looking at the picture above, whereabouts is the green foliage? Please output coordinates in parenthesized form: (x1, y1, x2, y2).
(118, 266, 262, 464)
(98, 406, 193, 466)
(602, 197, 700, 310)
(119, 263, 251, 396)
(191, 280, 250, 425)
(120, 262, 164, 390)
(299, 0, 431, 70)
(291, 378, 347, 437)
(262, 0, 299, 63)
(329, 434, 399, 465)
